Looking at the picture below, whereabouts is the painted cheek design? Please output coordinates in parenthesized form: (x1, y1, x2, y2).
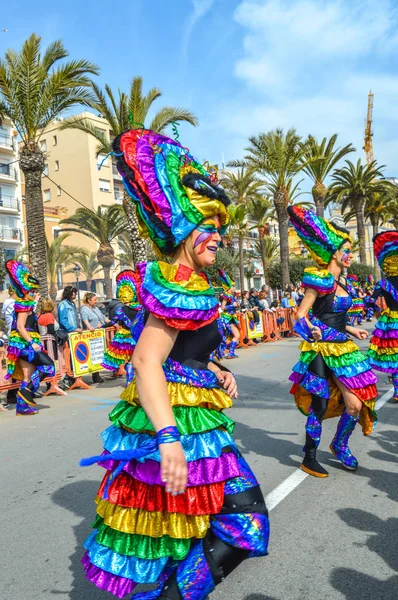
(193, 230, 214, 254)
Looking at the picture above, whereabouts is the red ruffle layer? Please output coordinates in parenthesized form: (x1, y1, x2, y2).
(370, 337, 398, 348)
(98, 471, 225, 515)
(354, 384, 378, 402)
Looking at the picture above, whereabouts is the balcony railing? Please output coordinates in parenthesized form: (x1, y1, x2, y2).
(0, 164, 17, 180)
(0, 196, 19, 210)
(0, 227, 22, 241)
(0, 134, 13, 148)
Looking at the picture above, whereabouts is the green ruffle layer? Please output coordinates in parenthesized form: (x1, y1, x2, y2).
(367, 349, 398, 362)
(109, 401, 235, 435)
(93, 516, 190, 560)
(320, 349, 366, 368)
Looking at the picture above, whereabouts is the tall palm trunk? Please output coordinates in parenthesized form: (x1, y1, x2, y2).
(238, 235, 245, 292)
(312, 181, 326, 218)
(258, 227, 267, 276)
(123, 192, 147, 264)
(274, 190, 290, 288)
(370, 217, 381, 280)
(86, 277, 93, 292)
(97, 244, 114, 299)
(19, 147, 49, 297)
(355, 200, 367, 265)
(49, 279, 58, 300)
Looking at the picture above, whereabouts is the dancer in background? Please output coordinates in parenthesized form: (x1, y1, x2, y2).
(81, 128, 269, 599)
(5, 260, 55, 416)
(102, 269, 141, 386)
(368, 231, 398, 402)
(218, 269, 240, 358)
(346, 274, 365, 326)
(287, 206, 378, 478)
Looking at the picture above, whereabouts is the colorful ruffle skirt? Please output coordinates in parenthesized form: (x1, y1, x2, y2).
(82, 361, 269, 597)
(289, 339, 378, 435)
(102, 327, 135, 372)
(368, 308, 398, 373)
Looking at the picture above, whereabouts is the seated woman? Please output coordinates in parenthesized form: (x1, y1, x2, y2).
(81, 292, 110, 384)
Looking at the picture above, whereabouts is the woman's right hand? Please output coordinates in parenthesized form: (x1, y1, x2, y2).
(159, 441, 188, 495)
(311, 326, 322, 341)
(32, 342, 41, 352)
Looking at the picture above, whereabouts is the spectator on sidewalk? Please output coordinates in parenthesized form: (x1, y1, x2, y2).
(258, 291, 270, 311)
(2, 286, 16, 406)
(282, 291, 297, 309)
(249, 288, 261, 309)
(38, 298, 59, 361)
(58, 286, 81, 389)
(81, 293, 110, 384)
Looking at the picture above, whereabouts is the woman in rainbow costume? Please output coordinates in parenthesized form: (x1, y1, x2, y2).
(346, 275, 365, 326)
(218, 269, 240, 359)
(287, 206, 378, 478)
(367, 230, 398, 402)
(81, 129, 269, 599)
(102, 270, 141, 387)
(5, 260, 55, 416)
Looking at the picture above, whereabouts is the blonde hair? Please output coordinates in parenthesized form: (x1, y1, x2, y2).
(83, 292, 96, 304)
(39, 298, 55, 314)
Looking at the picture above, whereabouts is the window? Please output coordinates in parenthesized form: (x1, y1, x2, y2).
(99, 179, 110, 192)
(44, 189, 51, 201)
(97, 153, 108, 168)
(43, 164, 49, 176)
(114, 187, 121, 200)
(40, 140, 47, 152)
(57, 186, 61, 196)
(53, 135, 57, 146)
(55, 160, 59, 171)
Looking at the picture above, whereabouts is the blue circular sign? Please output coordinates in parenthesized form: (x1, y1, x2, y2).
(75, 341, 89, 364)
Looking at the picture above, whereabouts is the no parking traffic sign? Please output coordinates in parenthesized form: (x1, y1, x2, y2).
(69, 329, 106, 376)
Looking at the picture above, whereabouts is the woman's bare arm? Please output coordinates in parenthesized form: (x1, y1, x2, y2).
(295, 288, 322, 340)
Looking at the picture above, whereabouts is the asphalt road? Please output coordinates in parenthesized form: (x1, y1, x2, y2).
(1, 328, 397, 600)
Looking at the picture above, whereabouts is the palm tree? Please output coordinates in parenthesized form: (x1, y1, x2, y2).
(231, 128, 309, 287)
(255, 236, 280, 265)
(326, 160, 394, 264)
(220, 168, 265, 205)
(384, 188, 398, 229)
(64, 251, 101, 292)
(60, 77, 198, 264)
(224, 204, 248, 292)
(247, 197, 274, 274)
(117, 233, 135, 267)
(0, 33, 99, 296)
(61, 205, 127, 298)
(301, 134, 355, 217)
(46, 233, 86, 299)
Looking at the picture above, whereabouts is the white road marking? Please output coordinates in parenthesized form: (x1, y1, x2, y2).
(265, 386, 394, 512)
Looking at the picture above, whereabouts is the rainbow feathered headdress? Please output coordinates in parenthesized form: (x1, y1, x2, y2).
(373, 230, 398, 277)
(116, 270, 140, 308)
(218, 269, 235, 292)
(288, 205, 352, 267)
(113, 130, 231, 255)
(5, 260, 39, 298)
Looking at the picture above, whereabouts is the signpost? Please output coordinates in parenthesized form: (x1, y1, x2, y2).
(245, 314, 264, 340)
(69, 329, 106, 376)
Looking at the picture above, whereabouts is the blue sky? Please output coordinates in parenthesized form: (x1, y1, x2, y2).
(2, 0, 398, 190)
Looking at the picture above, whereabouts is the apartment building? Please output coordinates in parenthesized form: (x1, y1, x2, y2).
(0, 116, 24, 289)
(34, 111, 126, 294)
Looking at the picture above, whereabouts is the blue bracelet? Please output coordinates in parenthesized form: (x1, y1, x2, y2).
(156, 426, 181, 445)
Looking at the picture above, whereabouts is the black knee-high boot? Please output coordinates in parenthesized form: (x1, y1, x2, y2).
(302, 395, 329, 478)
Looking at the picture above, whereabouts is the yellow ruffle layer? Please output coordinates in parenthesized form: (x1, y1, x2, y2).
(381, 308, 398, 318)
(300, 340, 358, 357)
(95, 497, 209, 539)
(121, 381, 232, 411)
(368, 344, 398, 355)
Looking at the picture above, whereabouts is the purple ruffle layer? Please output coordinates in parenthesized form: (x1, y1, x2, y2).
(82, 552, 136, 598)
(372, 328, 398, 339)
(338, 370, 378, 390)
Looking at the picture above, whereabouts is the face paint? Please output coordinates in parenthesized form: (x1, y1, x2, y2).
(193, 217, 221, 255)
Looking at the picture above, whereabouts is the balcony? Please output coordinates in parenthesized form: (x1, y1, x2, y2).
(0, 164, 17, 182)
(0, 227, 22, 242)
(112, 164, 122, 181)
(0, 134, 14, 152)
(0, 196, 19, 212)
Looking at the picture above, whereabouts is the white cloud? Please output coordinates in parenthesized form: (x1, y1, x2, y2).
(181, 0, 216, 67)
(213, 0, 398, 173)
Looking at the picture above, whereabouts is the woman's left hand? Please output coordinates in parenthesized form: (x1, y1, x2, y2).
(215, 371, 238, 399)
(352, 328, 368, 340)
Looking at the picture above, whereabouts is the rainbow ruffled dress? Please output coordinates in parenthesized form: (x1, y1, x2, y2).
(368, 278, 398, 401)
(289, 269, 378, 435)
(220, 293, 239, 330)
(82, 261, 269, 598)
(102, 304, 140, 372)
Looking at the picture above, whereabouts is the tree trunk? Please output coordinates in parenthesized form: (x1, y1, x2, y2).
(19, 147, 49, 297)
(49, 280, 58, 301)
(274, 190, 290, 288)
(102, 265, 113, 299)
(97, 244, 115, 299)
(123, 192, 147, 264)
(258, 227, 267, 275)
(238, 235, 245, 292)
(86, 277, 93, 292)
(312, 181, 327, 218)
(355, 201, 367, 264)
(370, 219, 381, 280)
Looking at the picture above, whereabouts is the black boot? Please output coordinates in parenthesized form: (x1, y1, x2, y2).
(301, 433, 329, 478)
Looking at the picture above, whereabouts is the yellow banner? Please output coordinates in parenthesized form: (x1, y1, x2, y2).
(245, 314, 264, 339)
(69, 329, 106, 376)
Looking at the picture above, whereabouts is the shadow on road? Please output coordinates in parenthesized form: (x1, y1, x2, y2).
(331, 569, 398, 600)
(52, 479, 105, 599)
(243, 595, 280, 600)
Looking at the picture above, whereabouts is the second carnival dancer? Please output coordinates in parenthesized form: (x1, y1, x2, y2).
(218, 269, 240, 358)
(368, 230, 398, 402)
(287, 206, 378, 478)
(102, 270, 141, 387)
(5, 260, 56, 415)
(80, 129, 269, 599)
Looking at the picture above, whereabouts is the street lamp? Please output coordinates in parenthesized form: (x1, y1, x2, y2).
(72, 264, 82, 325)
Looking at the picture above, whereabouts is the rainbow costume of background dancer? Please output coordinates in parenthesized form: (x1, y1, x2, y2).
(368, 230, 398, 401)
(81, 129, 269, 599)
(287, 206, 378, 478)
(218, 269, 239, 358)
(5, 260, 55, 416)
(102, 270, 141, 386)
(346, 275, 365, 325)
